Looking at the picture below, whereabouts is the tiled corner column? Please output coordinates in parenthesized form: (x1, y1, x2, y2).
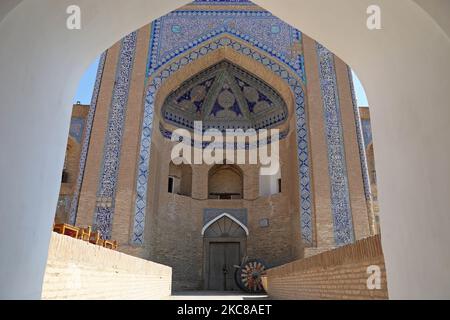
(316, 43, 354, 246)
(111, 26, 151, 255)
(76, 44, 121, 228)
(93, 32, 138, 239)
(302, 35, 335, 249)
(334, 57, 371, 240)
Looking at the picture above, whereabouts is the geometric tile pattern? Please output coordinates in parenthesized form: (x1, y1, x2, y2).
(316, 43, 354, 246)
(69, 52, 107, 225)
(161, 60, 288, 132)
(147, 10, 306, 83)
(132, 35, 313, 245)
(93, 32, 137, 239)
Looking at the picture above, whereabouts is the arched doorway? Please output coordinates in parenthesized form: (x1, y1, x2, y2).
(1, 0, 450, 299)
(202, 213, 248, 291)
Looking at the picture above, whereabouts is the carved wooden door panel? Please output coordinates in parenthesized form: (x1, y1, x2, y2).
(208, 242, 240, 291)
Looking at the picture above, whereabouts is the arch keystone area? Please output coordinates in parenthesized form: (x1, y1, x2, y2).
(202, 213, 249, 236)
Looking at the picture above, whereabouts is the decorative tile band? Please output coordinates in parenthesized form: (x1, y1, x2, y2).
(147, 10, 305, 84)
(132, 35, 313, 245)
(69, 52, 107, 225)
(93, 32, 137, 239)
(316, 43, 354, 246)
(158, 123, 290, 148)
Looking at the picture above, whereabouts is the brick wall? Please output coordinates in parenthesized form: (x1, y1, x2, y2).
(42, 233, 172, 300)
(264, 235, 388, 300)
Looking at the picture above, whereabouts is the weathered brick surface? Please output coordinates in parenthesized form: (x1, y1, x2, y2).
(42, 233, 172, 300)
(264, 235, 388, 300)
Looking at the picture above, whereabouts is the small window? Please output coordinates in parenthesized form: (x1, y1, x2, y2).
(278, 178, 282, 193)
(168, 176, 174, 193)
(61, 170, 69, 183)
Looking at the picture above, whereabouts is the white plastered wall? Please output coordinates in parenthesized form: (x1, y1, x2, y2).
(0, 0, 449, 299)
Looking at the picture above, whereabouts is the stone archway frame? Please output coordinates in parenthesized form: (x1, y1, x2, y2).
(201, 212, 249, 236)
(132, 34, 314, 246)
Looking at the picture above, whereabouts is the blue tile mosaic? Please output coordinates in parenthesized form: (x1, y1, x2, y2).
(316, 43, 354, 246)
(93, 32, 137, 239)
(147, 10, 305, 83)
(161, 60, 289, 132)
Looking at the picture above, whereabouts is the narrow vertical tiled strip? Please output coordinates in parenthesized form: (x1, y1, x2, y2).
(316, 43, 354, 245)
(69, 52, 107, 225)
(93, 32, 137, 239)
(348, 67, 375, 233)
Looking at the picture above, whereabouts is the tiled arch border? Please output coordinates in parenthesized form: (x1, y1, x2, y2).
(132, 34, 314, 245)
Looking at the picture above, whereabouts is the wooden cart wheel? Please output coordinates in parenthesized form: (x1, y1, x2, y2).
(235, 259, 267, 293)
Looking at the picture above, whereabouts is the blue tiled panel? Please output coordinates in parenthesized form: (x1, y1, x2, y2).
(316, 43, 354, 246)
(147, 10, 305, 83)
(93, 32, 137, 239)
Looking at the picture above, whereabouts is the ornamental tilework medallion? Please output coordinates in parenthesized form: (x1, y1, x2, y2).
(69, 52, 107, 225)
(316, 43, 354, 246)
(93, 32, 137, 239)
(161, 60, 289, 132)
(132, 32, 313, 245)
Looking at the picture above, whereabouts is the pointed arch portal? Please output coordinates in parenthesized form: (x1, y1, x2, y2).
(1, 0, 450, 299)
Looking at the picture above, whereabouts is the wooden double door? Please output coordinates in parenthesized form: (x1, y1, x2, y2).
(208, 242, 241, 291)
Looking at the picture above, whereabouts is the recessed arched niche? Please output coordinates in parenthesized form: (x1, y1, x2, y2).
(168, 161, 193, 197)
(208, 164, 243, 200)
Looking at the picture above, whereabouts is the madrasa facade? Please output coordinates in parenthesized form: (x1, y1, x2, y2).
(55, 0, 378, 291)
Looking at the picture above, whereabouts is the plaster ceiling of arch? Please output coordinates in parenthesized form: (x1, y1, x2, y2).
(161, 60, 288, 131)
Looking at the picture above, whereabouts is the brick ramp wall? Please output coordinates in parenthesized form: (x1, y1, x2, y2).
(264, 235, 388, 300)
(42, 232, 172, 300)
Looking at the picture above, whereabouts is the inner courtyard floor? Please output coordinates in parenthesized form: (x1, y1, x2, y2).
(168, 291, 270, 300)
